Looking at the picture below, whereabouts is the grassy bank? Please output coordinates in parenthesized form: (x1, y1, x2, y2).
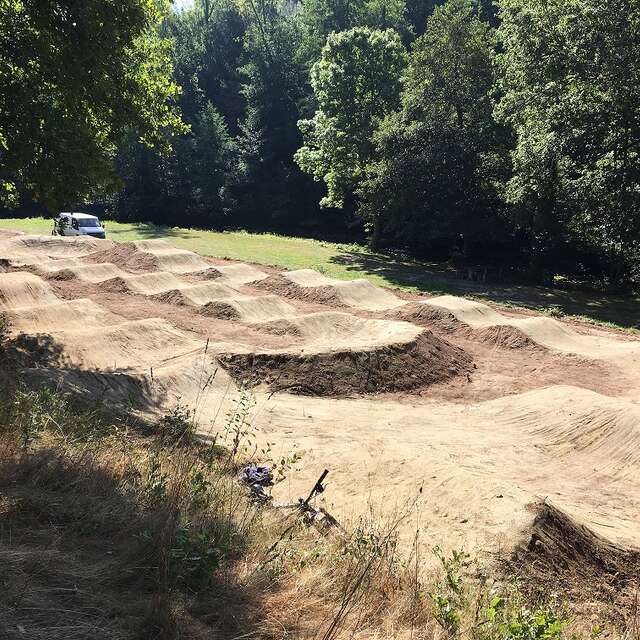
(1, 216, 639, 329)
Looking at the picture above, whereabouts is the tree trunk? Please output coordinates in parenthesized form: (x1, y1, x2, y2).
(368, 211, 382, 251)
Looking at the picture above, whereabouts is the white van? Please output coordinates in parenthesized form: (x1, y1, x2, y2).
(53, 212, 106, 239)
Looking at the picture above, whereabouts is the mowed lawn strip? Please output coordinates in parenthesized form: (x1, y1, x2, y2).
(1, 216, 638, 331)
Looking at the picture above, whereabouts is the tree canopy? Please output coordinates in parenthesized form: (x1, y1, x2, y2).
(295, 27, 406, 210)
(0, 0, 185, 210)
(496, 0, 640, 284)
(2, 0, 640, 289)
(359, 0, 508, 250)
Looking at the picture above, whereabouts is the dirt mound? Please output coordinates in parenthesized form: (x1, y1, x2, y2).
(102, 271, 185, 295)
(508, 502, 640, 619)
(255, 274, 347, 307)
(99, 276, 132, 294)
(218, 324, 473, 396)
(38, 318, 203, 371)
(264, 269, 405, 311)
(471, 325, 545, 350)
(6, 299, 124, 333)
(0, 228, 24, 239)
(37, 257, 82, 271)
(86, 241, 160, 271)
(43, 262, 124, 283)
(21, 366, 162, 414)
(197, 295, 295, 321)
(0, 272, 59, 310)
(249, 318, 304, 337)
(151, 281, 241, 306)
(0, 236, 108, 267)
(389, 301, 463, 333)
(152, 288, 193, 306)
(215, 263, 269, 284)
(425, 295, 640, 360)
(198, 300, 242, 320)
(10, 234, 112, 257)
(192, 267, 224, 279)
(132, 239, 212, 273)
(45, 268, 76, 281)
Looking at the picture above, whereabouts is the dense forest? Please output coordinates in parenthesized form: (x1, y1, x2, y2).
(1, 0, 639, 288)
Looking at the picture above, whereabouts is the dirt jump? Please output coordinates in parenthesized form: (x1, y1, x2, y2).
(2, 230, 639, 617)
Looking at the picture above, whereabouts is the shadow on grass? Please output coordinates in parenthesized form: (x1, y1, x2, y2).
(107, 222, 199, 242)
(331, 251, 640, 329)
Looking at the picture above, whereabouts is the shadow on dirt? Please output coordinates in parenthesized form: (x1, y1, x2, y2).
(0, 333, 164, 418)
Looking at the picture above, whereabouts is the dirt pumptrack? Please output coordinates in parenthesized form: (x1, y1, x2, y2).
(2, 230, 639, 615)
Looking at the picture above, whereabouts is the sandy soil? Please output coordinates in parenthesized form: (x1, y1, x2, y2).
(2, 230, 639, 612)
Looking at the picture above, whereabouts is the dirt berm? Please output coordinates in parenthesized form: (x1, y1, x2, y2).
(218, 328, 473, 396)
(507, 501, 640, 620)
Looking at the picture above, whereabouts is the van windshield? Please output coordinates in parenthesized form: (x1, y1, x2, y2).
(77, 218, 100, 228)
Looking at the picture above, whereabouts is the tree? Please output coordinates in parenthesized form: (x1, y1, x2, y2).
(234, 0, 322, 230)
(297, 0, 409, 65)
(496, 0, 640, 285)
(193, 102, 237, 221)
(405, 0, 446, 37)
(167, 0, 246, 130)
(295, 27, 407, 218)
(0, 0, 185, 211)
(406, 0, 498, 38)
(359, 0, 509, 251)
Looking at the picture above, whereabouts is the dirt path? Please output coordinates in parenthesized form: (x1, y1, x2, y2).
(2, 229, 639, 611)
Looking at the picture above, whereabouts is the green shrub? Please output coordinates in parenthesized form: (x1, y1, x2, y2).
(0, 312, 7, 342)
(171, 519, 221, 591)
(430, 548, 469, 635)
(157, 402, 195, 444)
(481, 593, 568, 640)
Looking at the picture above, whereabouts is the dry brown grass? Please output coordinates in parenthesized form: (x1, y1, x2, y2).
(0, 376, 437, 640)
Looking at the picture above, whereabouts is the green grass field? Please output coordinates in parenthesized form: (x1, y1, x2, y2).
(1, 216, 638, 330)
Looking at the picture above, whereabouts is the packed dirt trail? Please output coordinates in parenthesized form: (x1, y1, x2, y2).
(421, 294, 640, 362)
(2, 230, 639, 607)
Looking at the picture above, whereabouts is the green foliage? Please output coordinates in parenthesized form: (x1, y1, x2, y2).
(171, 519, 221, 590)
(234, 0, 322, 229)
(480, 593, 568, 640)
(429, 547, 569, 640)
(496, 0, 640, 285)
(359, 0, 508, 249)
(157, 401, 196, 443)
(297, 0, 410, 65)
(340, 520, 397, 561)
(0, 312, 7, 343)
(402, 0, 496, 127)
(295, 27, 407, 209)
(194, 102, 237, 217)
(143, 452, 170, 506)
(3, 0, 640, 291)
(111, 1, 242, 228)
(167, 0, 245, 127)
(222, 385, 256, 460)
(4, 387, 69, 450)
(0, 0, 185, 211)
(430, 548, 470, 634)
(114, 100, 237, 227)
